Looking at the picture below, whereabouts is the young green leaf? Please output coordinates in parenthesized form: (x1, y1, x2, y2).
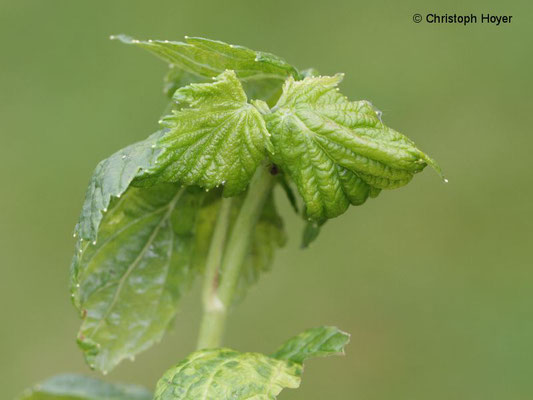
(112, 34, 300, 103)
(74, 131, 163, 241)
(138, 70, 274, 196)
(17, 374, 151, 400)
(263, 74, 442, 221)
(154, 326, 349, 399)
(272, 326, 350, 363)
(71, 184, 213, 373)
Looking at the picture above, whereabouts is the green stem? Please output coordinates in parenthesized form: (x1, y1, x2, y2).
(196, 166, 274, 349)
(196, 197, 232, 349)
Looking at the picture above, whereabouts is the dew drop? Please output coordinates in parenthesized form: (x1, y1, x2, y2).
(92, 240, 97, 245)
(76, 283, 80, 288)
(221, 180, 226, 185)
(109, 35, 116, 40)
(444, 178, 449, 183)
(103, 208, 108, 213)
(121, 155, 127, 159)
(148, 39, 153, 43)
(158, 119, 163, 124)
(79, 248, 83, 253)
(132, 40, 139, 44)
(73, 233, 77, 238)
(151, 144, 156, 148)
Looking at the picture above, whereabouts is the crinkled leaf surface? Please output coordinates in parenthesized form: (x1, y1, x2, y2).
(139, 70, 273, 196)
(154, 326, 349, 399)
(154, 348, 301, 400)
(272, 326, 350, 363)
(112, 34, 299, 103)
(74, 131, 163, 241)
(71, 184, 214, 373)
(18, 374, 151, 400)
(264, 74, 441, 220)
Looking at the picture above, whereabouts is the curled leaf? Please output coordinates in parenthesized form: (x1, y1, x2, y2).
(264, 74, 442, 220)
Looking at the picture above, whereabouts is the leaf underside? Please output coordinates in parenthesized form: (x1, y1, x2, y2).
(272, 326, 350, 363)
(17, 374, 151, 400)
(72, 182, 285, 372)
(137, 70, 274, 196)
(74, 131, 163, 241)
(71, 184, 214, 372)
(154, 326, 349, 400)
(112, 34, 300, 103)
(264, 74, 441, 221)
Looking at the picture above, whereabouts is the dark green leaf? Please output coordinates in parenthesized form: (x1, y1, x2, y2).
(17, 374, 151, 400)
(74, 131, 163, 241)
(71, 184, 215, 373)
(272, 326, 350, 364)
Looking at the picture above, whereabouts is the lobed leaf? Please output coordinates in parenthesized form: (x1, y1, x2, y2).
(71, 184, 215, 373)
(272, 326, 350, 363)
(112, 34, 300, 103)
(154, 326, 349, 399)
(263, 74, 442, 220)
(17, 374, 151, 400)
(138, 70, 274, 196)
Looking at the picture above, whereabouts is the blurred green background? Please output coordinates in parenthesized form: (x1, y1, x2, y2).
(1, 0, 532, 398)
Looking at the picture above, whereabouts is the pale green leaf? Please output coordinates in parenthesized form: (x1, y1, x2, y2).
(71, 184, 214, 373)
(154, 348, 301, 400)
(264, 74, 442, 220)
(17, 374, 151, 400)
(137, 70, 273, 196)
(74, 131, 163, 241)
(272, 326, 350, 364)
(112, 34, 299, 103)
